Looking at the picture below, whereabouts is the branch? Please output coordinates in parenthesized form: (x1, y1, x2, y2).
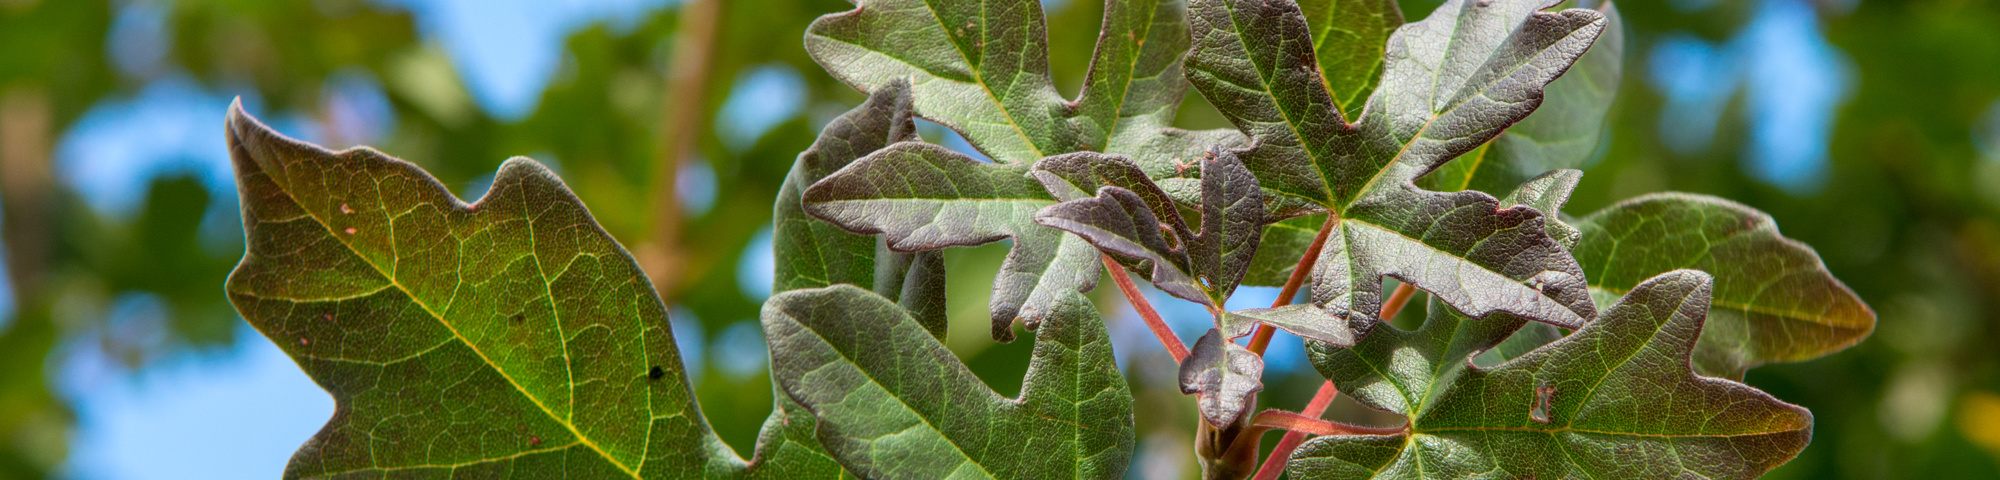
(1247, 214, 1337, 355)
(1104, 254, 1188, 361)
(1250, 381, 1336, 480)
(1248, 283, 1420, 480)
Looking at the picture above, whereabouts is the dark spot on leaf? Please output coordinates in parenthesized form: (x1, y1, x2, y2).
(511, 313, 525, 324)
(649, 366, 665, 380)
(299, 337, 310, 346)
(529, 436, 542, 447)
(320, 313, 333, 322)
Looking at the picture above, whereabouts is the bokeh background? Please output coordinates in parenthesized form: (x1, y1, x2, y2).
(0, 0, 1996, 478)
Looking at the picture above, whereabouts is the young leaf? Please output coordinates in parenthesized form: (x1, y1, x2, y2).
(1186, 0, 1604, 332)
(223, 105, 835, 478)
(808, 0, 1241, 168)
(764, 286, 1134, 479)
(1291, 271, 1814, 479)
(1179, 328, 1266, 429)
(1037, 186, 1207, 304)
(1571, 193, 1876, 378)
(1033, 150, 1266, 308)
(802, 142, 1098, 342)
(1193, 149, 1264, 302)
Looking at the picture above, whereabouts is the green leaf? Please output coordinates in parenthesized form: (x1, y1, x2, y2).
(776, 79, 918, 296)
(1498, 169, 1583, 250)
(223, 105, 831, 478)
(1240, 213, 1327, 287)
(1296, 0, 1404, 119)
(808, 0, 1235, 166)
(1179, 328, 1265, 428)
(1572, 193, 1876, 378)
(1310, 296, 1533, 417)
(1186, 0, 1605, 333)
(802, 142, 1099, 342)
(1292, 271, 1814, 479)
(1480, 0, 1625, 188)
(1419, 1, 1624, 194)
(764, 285, 1134, 479)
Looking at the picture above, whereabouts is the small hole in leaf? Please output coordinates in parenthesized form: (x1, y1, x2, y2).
(1531, 380, 1556, 424)
(648, 366, 665, 380)
(344, 227, 358, 235)
(529, 436, 542, 447)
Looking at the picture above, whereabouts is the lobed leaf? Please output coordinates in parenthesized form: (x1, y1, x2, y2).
(1571, 193, 1876, 378)
(223, 105, 832, 479)
(1292, 271, 1814, 479)
(802, 142, 1100, 342)
(809, 0, 1242, 168)
(1420, 0, 1624, 194)
(764, 285, 1134, 479)
(1033, 150, 1267, 308)
(1187, 0, 1603, 335)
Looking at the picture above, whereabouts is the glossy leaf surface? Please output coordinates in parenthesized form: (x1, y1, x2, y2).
(1572, 193, 1876, 378)
(764, 285, 1134, 479)
(1293, 271, 1813, 479)
(224, 106, 830, 479)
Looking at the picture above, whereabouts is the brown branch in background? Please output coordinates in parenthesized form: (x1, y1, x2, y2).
(1247, 214, 1336, 355)
(0, 87, 52, 300)
(1377, 283, 1417, 324)
(1104, 254, 1189, 361)
(642, 0, 721, 302)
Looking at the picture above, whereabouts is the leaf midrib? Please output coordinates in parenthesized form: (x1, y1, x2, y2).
(278, 179, 642, 478)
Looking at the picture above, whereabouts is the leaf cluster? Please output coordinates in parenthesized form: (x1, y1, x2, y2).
(219, 0, 1877, 478)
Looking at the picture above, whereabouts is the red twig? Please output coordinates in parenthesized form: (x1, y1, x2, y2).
(1247, 215, 1338, 355)
(1250, 381, 1337, 480)
(1104, 254, 1188, 361)
(1248, 283, 1420, 480)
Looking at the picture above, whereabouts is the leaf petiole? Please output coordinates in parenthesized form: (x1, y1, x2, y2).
(1247, 214, 1338, 355)
(1105, 253, 1189, 361)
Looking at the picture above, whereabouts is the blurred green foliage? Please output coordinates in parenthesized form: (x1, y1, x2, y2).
(0, 0, 1997, 478)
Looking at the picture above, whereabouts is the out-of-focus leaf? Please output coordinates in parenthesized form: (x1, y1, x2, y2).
(1178, 328, 1265, 429)
(1296, 0, 1404, 119)
(1571, 193, 1876, 378)
(224, 106, 838, 478)
(763, 285, 1133, 479)
(1291, 271, 1813, 479)
(1185, 0, 1605, 334)
(802, 142, 1099, 342)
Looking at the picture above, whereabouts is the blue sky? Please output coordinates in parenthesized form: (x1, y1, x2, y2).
(36, 0, 1865, 478)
